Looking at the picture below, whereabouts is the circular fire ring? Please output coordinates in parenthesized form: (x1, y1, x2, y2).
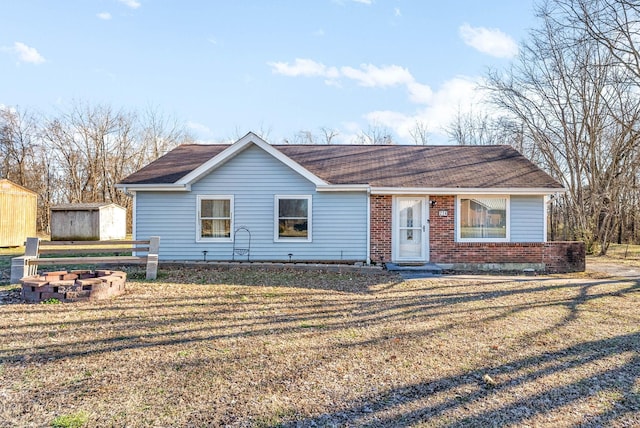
(20, 270, 127, 303)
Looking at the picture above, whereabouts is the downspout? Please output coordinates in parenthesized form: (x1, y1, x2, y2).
(131, 190, 137, 241)
(543, 194, 557, 271)
(543, 195, 549, 242)
(366, 188, 371, 265)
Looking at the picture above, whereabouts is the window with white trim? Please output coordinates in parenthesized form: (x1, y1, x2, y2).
(197, 195, 233, 241)
(457, 196, 509, 242)
(275, 195, 311, 241)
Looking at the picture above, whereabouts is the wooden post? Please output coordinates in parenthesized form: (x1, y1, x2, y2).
(145, 236, 160, 280)
(10, 237, 40, 284)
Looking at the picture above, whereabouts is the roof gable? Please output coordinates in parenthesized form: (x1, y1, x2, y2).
(176, 132, 327, 186)
(0, 179, 37, 195)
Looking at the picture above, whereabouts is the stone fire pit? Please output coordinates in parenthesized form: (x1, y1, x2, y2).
(20, 270, 127, 303)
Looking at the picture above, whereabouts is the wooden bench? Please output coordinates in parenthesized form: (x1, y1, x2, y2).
(10, 236, 160, 283)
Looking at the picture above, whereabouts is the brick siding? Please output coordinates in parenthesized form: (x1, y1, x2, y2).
(370, 195, 392, 264)
(369, 194, 584, 273)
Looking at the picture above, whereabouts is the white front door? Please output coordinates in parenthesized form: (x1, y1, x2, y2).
(395, 197, 428, 262)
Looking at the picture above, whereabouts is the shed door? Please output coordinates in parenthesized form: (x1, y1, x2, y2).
(395, 197, 428, 262)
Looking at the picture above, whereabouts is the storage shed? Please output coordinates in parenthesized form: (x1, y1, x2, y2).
(50, 203, 126, 241)
(0, 179, 37, 247)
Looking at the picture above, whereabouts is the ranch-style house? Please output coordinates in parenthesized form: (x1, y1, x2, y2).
(117, 132, 584, 273)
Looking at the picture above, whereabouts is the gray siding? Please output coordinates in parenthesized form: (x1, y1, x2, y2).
(135, 145, 368, 261)
(510, 195, 545, 242)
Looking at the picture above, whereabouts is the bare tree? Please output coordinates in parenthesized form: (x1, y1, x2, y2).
(408, 120, 429, 145)
(0, 107, 57, 231)
(319, 127, 339, 144)
(559, 0, 640, 79)
(288, 127, 340, 145)
(0, 107, 38, 186)
(354, 123, 394, 145)
(444, 108, 538, 160)
(40, 102, 130, 203)
(445, 108, 497, 146)
(291, 130, 318, 145)
(0, 101, 194, 234)
(486, 0, 640, 254)
(140, 105, 194, 161)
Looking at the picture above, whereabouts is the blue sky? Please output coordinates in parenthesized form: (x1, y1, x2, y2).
(1, 0, 538, 144)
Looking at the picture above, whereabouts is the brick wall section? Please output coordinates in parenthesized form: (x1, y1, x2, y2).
(543, 241, 586, 273)
(369, 194, 585, 273)
(428, 195, 456, 262)
(370, 195, 392, 264)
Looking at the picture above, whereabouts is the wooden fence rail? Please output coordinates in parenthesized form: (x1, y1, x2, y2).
(10, 236, 160, 283)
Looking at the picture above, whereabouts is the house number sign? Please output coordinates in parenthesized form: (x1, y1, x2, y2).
(438, 210, 448, 217)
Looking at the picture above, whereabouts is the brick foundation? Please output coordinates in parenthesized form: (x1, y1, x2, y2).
(543, 241, 586, 273)
(369, 194, 585, 273)
(20, 270, 127, 303)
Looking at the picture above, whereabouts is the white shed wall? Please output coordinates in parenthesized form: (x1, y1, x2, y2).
(99, 206, 127, 240)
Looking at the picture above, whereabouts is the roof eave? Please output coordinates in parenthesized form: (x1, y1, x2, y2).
(370, 187, 566, 195)
(316, 184, 370, 192)
(114, 183, 191, 192)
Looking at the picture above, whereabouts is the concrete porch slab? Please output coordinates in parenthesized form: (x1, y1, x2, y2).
(385, 263, 443, 279)
(385, 262, 443, 273)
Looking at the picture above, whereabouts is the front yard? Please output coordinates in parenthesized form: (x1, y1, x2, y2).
(0, 265, 638, 427)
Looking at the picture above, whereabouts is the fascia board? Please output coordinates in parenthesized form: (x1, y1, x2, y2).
(316, 184, 370, 192)
(115, 183, 191, 192)
(370, 187, 566, 195)
(177, 132, 328, 186)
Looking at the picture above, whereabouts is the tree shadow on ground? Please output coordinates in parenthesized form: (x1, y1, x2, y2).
(288, 331, 639, 427)
(0, 271, 638, 426)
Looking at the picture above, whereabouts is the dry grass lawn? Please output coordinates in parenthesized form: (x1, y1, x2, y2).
(0, 265, 639, 427)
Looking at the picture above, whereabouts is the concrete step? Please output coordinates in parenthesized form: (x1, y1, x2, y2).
(385, 262, 443, 274)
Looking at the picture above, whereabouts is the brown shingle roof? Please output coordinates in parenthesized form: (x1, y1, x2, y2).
(119, 144, 228, 184)
(119, 143, 563, 189)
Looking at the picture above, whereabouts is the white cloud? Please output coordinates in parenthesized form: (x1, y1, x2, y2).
(394, 8, 401, 17)
(352, 0, 372, 4)
(4, 42, 46, 64)
(187, 121, 211, 135)
(97, 12, 112, 20)
(269, 58, 494, 143)
(313, 28, 325, 37)
(269, 58, 340, 79)
(459, 23, 518, 58)
(270, 59, 430, 104)
(365, 76, 485, 143)
(118, 0, 141, 9)
(340, 64, 413, 88)
(407, 82, 432, 104)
